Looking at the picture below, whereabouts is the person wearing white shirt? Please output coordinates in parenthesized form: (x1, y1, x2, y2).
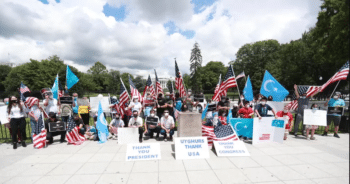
(160, 110, 175, 141)
(128, 110, 144, 143)
(43, 93, 59, 115)
(7, 96, 27, 149)
(128, 96, 142, 115)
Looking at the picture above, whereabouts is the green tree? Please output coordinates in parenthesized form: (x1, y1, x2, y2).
(87, 61, 109, 91)
(189, 42, 203, 93)
(182, 73, 191, 90)
(106, 70, 121, 94)
(0, 65, 12, 92)
(199, 61, 227, 92)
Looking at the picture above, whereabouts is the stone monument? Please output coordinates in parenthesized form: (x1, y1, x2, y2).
(177, 111, 202, 137)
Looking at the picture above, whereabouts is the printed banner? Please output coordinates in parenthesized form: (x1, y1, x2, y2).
(213, 140, 250, 157)
(126, 143, 161, 161)
(253, 117, 286, 145)
(175, 137, 209, 160)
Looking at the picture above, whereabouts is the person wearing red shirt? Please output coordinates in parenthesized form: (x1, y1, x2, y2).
(218, 112, 227, 125)
(276, 105, 294, 140)
(238, 101, 254, 118)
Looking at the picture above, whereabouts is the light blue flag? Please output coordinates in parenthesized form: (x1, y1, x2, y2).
(97, 101, 109, 143)
(227, 108, 232, 125)
(229, 118, 253, 138)
(201, 104, 208, 120)
(243, 76, 254, 101)
(66, 65, 79, 89)
(260, 70, 289, 101)
(51, 74, 59, 100)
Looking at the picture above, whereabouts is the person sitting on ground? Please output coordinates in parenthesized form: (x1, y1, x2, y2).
(45, 112, 67, 144)
(238, 101, 254, 118)
(254, 97, 278, 119)
(305, 104, 319, 140)
(73, 114, 85, 135)
(108, 113, 124, 139)
(218, 111, 227, 125)
(276, 105, 294, 140)
(128, 110, 144, 143)
(160, 110, 175, 141)
(145, 109, 161, 139)
(323, 91, 345, 138)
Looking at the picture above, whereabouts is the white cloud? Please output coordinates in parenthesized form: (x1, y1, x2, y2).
(0, 0, 323, 79)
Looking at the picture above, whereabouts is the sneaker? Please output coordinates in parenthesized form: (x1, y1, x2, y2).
(108, 135, 113, 139)
(334, 133, 340, 138)
(322, 131, 327, 136)
(294, 134, 298, 137)
(164, 139, 167, 142)
(310, 137, 316, 140)
(139, 138, 143, 143)
(13, 143, 17, 149)
(21, 142, 27, 147)
(60, 140, 67, 143)
(306, 137, 310, 140)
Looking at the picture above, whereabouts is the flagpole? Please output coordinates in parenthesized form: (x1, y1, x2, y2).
(330, 80, 341, 98)
(231, 66, 241, 99)
(120, 77, 131, 100)
(154, 69, 158, 97)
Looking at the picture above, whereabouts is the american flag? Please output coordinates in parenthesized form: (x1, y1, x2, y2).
(297, 85, 321, 98)
(202, 124, 239, 147)
(111, 100, 125, 117)
(20, 82, 31, 94)
(212, 74, 222, 101)
(236, 71, 245, 80)
(287, 100, 298, 111)
(119, 79, 129, 106)
(33, 114, 46, 149)
(321, 61, 349, 92)
(154, 69, 163, 95)
(174, 107, 180, 120)
(220, 65, 237, 93)
(24, 97, 39, 109)
(129, 76, 143, 102)
(66, 116, 85, 145)
(175, 60, 186, 97)
(143, 75, 155, 98)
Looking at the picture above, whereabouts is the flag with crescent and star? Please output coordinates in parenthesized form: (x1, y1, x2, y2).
(97, 101, 109, 143)
(260, 70, 289, 101)
(243, 76, 254, 102)
(229, 118, 253, 139)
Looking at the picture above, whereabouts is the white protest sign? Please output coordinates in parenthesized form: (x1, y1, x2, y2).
(0, 106, 9, 124)
(90, 97, 110, 112)
(303, 109, 327, 126)
(213, 141, 250, 157)
(253, 117, 286, 145)
(266, 102, 284, 115)
(175, 137, 209, 160)
(126, 143, 161, 161)
(118, 127, 139, 144)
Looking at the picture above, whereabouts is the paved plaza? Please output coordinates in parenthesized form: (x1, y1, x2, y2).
(0, 133, 349, 184)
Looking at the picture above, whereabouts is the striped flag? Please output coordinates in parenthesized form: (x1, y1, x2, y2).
(297, 85, 321, 98)
(174, 107, 180, 120)
(175, 60, 186, 97)
(236, 71, 245, 80)
(129, 76, 143, 102)
(33, 113, 46, 149)
(24, 97, 39, 109)
(212, 74, 222, 101)
(287, 100, 298, 111)
(154, 69, 163, 95)
(119, 79, 129, 106)
(321, 61, 349, 92)
(20, 82, 31, 94)
(220, 65, 237, 92)
(66, 116, 85, 145)
(143, 75, 155, 98)
(202, 124, 239, 147)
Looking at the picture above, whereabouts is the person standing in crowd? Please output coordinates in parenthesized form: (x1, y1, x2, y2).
(160, 110, 175, 141)
(108, 113, 124, 139)
(293, 84, 318, 137)
(27, 98, 44, 140)
(238, 101, 254, 118)
(7, 96, 27, 149)
(144, 109, 160, 139)
(174, 92, 183, 112)
(276, 105, 294, 140)
(252, 93, 262, 107)
(164, 92, 174, 119)
(217, 96, 230, 116)
(254, 97, 278, 119)
(157, 93, 166, 117)
(305, 104, 319, 140)
(59, 90, 72, 123)
(45, 112, 66, 144)
(182, 90, 196, 112)
(218, 111, 227, 125)
(267, 96, 273, 101)
(231, 104, 239, 118)
(128, 96, 142, 115)
(143, 93, 155, 118)
(323, 92, 345, 138)
(78, 96, 91, 130)
(238, 94, 245, 108)
(128, 110, 144, 143)
(43, 92, 59, 116)
(123, 102, 132, 127)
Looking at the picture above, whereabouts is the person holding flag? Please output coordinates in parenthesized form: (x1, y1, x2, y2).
(323, 92, 345, 138)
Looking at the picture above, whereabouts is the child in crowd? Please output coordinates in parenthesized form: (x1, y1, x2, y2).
(305, 104, 319, 140)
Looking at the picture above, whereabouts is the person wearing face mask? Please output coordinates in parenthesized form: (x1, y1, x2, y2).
(160, 110, 175, 141)
(218, 112, 227, 125)
(43, 92, 59, 117)
(238, 94, 245, 108)
(217, 96, 230, 116)
(164, 92, 174, 118)
(238, 101, 254, 118)
(128, 110, 144, 143)
(304, 104, 319, 140)
(157, 93, 166, 117)
(109, 113, 124, 139)
(128, 96, 142, 115)
(7, 96, 27, 149)
(183, 90, 196, 112)
(276, 105, 294, 140)
(143, 93, 155, 118)
(254, 97, 277, 119)
(323, 92, 345, 138)
(145, 109, 160, 139)
(293, 84, 320, 137)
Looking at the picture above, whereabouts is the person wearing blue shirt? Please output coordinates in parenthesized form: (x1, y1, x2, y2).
(323, 92, 345, 138)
